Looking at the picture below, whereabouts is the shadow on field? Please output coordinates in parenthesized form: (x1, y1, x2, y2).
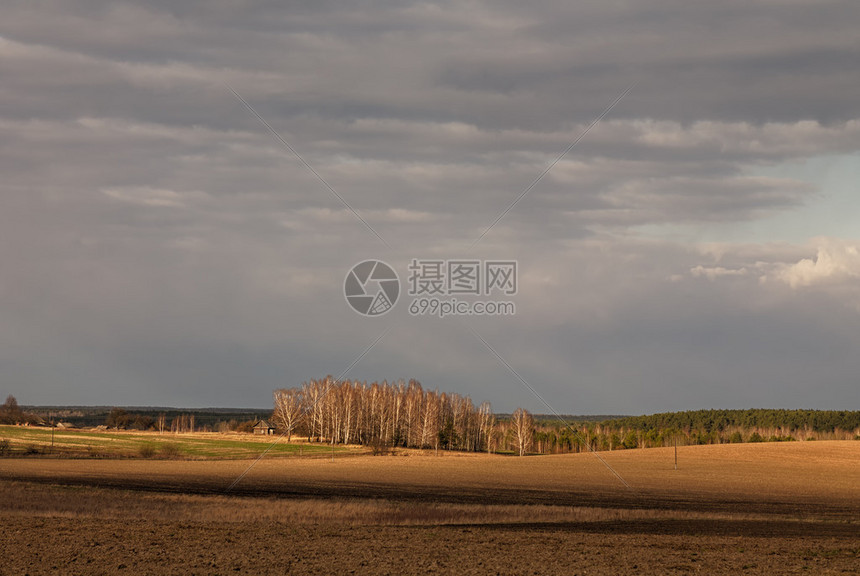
(4, 468, 858, 524)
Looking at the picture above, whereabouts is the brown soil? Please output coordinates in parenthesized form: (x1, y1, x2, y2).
(1, 441, 858, 575)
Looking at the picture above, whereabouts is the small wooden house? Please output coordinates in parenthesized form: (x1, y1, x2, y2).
(253, 419, 275, 435)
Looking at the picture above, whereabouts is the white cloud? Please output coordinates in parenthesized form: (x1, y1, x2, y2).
(280, 207, 435, 228)
(772, 238, 860, 288)
(101, 186, 205, 208)
(629, 119, 860, 159)
(690, 265, 748, 280)
(682, 237, 860, 313)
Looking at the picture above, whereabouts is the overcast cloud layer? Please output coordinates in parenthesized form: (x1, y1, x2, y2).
(2, 1, 859, 412)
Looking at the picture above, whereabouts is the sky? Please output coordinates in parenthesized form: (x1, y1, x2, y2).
(1, 0, 859, 413)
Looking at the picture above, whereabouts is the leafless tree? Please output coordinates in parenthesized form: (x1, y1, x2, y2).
(511, 408, 534, 456)
(170, 413, 195, 433)
(272, 378, 496, 452)
(477, 402, 495, 453)
(273, 388, 304, 442)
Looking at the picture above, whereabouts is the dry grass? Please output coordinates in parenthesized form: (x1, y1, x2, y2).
(0, 424, 347, 458)
(1, 441, 857, 523)
(4, 440, 856, 512)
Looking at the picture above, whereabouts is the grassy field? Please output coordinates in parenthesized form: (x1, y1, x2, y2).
(1, 440, 858, 574)
(0, 424, 345, 458)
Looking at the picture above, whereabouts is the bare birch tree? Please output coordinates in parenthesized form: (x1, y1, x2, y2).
(511, 408, 534, 456)
(273, 388, 304, 442)
(477, 402, 495, 453)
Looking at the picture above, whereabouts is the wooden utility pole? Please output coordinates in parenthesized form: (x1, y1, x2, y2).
(674, 435, 678, 470)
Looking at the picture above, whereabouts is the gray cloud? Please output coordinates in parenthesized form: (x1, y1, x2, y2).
(1, 1, 859, 411)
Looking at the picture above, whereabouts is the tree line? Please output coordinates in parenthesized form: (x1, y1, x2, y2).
(6, 390, 858, 456)
(103, 408, 256, 434)
(273, 377, 543, 454)
(602, 409, 860, 434)
(527, 409, 860, 454)
(272, 383, 860, 455)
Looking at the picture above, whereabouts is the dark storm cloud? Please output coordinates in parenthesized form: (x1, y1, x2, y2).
(1, 1, 859, 410)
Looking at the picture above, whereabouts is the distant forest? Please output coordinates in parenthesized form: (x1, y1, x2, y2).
(531, 409, 860, 454)
(2, 397, 269, 433)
